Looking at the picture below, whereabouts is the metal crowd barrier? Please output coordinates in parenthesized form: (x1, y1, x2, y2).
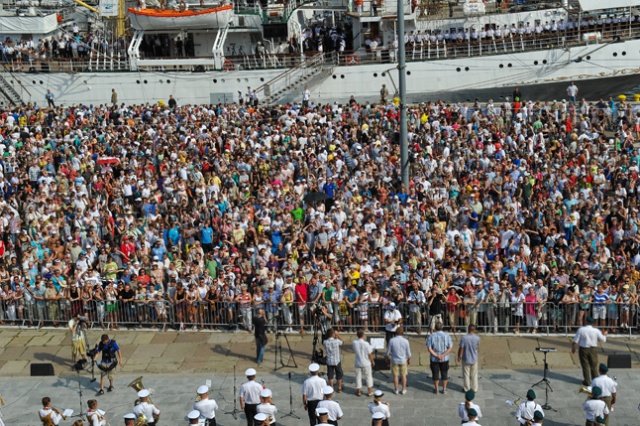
(0, 297, 636, 335)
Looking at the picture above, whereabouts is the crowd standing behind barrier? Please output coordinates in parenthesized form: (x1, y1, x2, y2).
(0, 93, 638, 337)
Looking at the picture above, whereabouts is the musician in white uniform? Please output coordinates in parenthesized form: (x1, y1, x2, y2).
(239, 368, 262, 426)
(254, 412, 269, 426)
(516, 389, 543, 425)
(194, 385, 219, 426)
(461, 408, 481, 426)
(582, 386, 609, 425)
(256, 388, 277, 425)
(458, 390, 483, 423)
(86, 399, 108, 426)
(187, 409, 201, 425)
(124, 413, 136, 426)
(317, 386, 343, 426)
(302, 363, 327, 426)
(590, 364, 616, 426)
(38, 397, 63, 426)
(134, 389, 160, 425)
(531, 410, 544, 426)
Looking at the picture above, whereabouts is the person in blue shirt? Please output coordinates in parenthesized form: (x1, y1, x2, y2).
(151, 241, 167, 260)
(323, 177, 337, 199)
(201, 225, 214, 252)
(168, 225, 181, 248)
(263, 284, 281, 333)
(343, 283, 360, 330)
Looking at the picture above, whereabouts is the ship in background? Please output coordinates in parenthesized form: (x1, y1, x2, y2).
(0, 0, 638, 106)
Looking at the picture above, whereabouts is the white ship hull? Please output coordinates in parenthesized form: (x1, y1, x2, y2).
(9, 37, 640, 106)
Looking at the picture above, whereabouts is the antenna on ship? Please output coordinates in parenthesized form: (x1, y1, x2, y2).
(397, 0, 408, 187)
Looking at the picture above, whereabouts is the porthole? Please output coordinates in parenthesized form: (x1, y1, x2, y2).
(143, 80, 148, 84)
(260, 77, 264, 82)
(613, 52, 618, 57)
(622, 51, 627, 56)
(166, 80, 171, 84)
(456, 67, 461, 72)
(39, 81, 43, 85)
(340, 75, 345, 79)
(381, 72, 386, 77)
(332, 75, 337, 79)
(499, 64, 504, 68)
(136, 80, 140, 84)
(507, 63, 512, 68)
(213, 79, 217, 83)
(534, 60, 538, 65)
(465, 67, 469, 71)
(406, 71, 411, 76)
(586, 56, 591, 60)
(373, 73, 378, 77)
(542, 59, 548, 64)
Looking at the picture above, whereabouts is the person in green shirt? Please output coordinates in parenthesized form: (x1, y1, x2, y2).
(205, 253, 218, 279)
(291, 205, 305, 223)
(103, 258, 119, 280)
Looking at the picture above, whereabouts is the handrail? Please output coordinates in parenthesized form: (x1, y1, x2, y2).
(0, 62, 30, 98)
(254, 52, 325, 97)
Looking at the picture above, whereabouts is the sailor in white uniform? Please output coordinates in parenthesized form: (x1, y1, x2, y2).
(256, 388, 278, 425)
(240, 368, 263, 426)
(302, 363, 327, 426)
(133, 389, 160, 426)
(316, 386, 343, 425)
(123, 412, 136, 426)
(515, 389, 543, 425)
(194, 385, 219, 426)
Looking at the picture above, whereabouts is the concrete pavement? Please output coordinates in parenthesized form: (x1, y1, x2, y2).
(0, 327, 640, 425)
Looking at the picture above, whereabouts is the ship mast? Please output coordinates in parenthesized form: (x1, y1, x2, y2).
(115, 0, 125, 37)
(397, 0, 408, 187)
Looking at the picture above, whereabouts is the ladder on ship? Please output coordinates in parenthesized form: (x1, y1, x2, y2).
(0, 65, 27, 106)
(257, 52, 336, 105)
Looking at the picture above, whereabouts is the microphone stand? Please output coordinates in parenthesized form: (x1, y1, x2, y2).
(280, 372, 300, 419)
(225, 365, 242, 419)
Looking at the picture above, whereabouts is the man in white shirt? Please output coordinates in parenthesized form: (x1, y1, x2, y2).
(583, 386, 609, 425)
(384, 302, 402, 344)
(386, 326, 411, 395)
(133, 389, 160, 425)
(256, 388, 278, 425)
(194, 385, 219, 426)
(302, 363, 327, 426)
(239, 368, 262, 426)
(572, 317, 607, 386)
(515, 389, 543, 425)
(352, 329, 374, 397)
(317, 386, 344, 425)
(591, 364, 616, 426)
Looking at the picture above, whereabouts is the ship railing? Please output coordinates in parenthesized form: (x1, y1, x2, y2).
(233, 1, 262, 15)
(415, 0, 564, 21)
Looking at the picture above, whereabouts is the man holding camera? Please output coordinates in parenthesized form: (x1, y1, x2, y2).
(69, 313, 87, 366)
(93, 334, 123, 395)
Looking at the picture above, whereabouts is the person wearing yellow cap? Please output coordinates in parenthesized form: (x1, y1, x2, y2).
(590, 364, 616, 426)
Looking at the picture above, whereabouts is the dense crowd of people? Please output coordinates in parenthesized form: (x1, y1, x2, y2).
(0, 86, 637, 337)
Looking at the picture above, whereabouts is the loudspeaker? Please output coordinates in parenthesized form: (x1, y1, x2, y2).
(30, 363, 54, 376)
(607, 354, 632, 369)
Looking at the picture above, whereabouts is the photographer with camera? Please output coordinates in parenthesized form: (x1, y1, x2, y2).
(93, 333, 123, 395)
(69, 313, 88, 367)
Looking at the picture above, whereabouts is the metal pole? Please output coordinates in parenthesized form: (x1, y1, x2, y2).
(397, 0, 409, 187)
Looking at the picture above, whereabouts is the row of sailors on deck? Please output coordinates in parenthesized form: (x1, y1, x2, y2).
(404, 15, 638, 45)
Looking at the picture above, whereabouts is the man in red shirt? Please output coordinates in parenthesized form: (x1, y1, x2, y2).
(120, 236, 135, 264)
(295, 278, 308, 334)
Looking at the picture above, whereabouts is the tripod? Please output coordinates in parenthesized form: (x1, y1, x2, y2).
(311, 311, 327, 364)
(274, 332, 298, 371)
(280, 372, 301, 419)
(532, 351, 557, 411)
(225, 365, 242, 419)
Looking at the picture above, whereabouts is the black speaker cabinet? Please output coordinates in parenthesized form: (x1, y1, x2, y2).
(607, 354, 632, 369)
(30, 363, 54, 376)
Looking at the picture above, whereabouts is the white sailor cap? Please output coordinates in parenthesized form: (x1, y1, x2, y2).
(137, 389, 150, 398)
(315, 407, 329, 416)
(260, 388, 272, 398)
(197, 385, 209, 395)
(187, 410, 200, 420)
(245, 368, 257, 376)
(372, 412, 385, 420)
(322, 385, 334, 395)
(374, 390, 384, 397)
(308, 363, 320, 372)
(254, 413, 268, 421)
(123, 413, 136, 420)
